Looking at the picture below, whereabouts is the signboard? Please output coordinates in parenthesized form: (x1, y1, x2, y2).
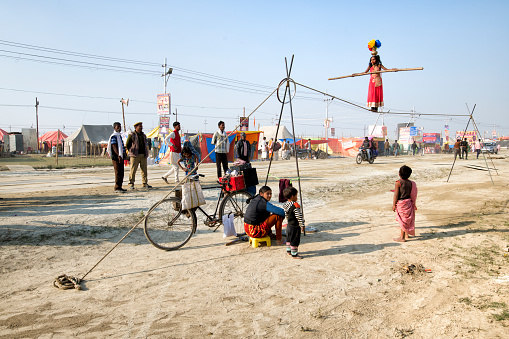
(410, 126, 418, 136)
(239, 117, 249, 131)
(444, 125, 449, 140)
(399, 127, 411, 143)
(368, 125, 387, 138)
(492, 130, 498, 140)
(456, 130, 476, 143)
(159, 115, 170, 135)
(422, 133, 440, 144)
(330, 128, 335, 137)
(157, 93, 171, 115)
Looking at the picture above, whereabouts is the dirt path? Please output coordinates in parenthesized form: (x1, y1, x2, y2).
(1, 153, 508, 338)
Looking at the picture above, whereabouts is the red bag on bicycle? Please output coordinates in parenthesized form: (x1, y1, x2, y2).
(219, 175, 245, 192)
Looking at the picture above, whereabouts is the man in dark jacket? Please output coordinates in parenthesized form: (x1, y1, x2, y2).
(235, 132, 251, 163)
(125, 122, 152, 189)
(244, 186, 285, 243)
(107, 122, 126, 192)
(362, 136, 371, 160)
(460, 138, 468, 160)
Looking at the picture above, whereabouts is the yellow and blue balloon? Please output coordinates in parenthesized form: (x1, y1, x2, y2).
(368, 39, 382, 51)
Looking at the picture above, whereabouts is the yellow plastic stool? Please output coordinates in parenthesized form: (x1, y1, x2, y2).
(249, 236, 271, 248)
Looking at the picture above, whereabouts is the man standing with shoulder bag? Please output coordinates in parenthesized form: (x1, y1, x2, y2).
(107, 122, 126, 193)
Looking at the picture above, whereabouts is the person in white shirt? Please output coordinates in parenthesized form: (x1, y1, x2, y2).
(260, 137, 268, 161)
(212, 121, 229, 178)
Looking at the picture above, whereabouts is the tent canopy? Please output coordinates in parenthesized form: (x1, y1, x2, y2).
(0, 128, 8, 141)
(146, 126, 160, 139)
(66, 125, 112, 144)
(39, 131, 68, 145)
(259, 125, 294, 141)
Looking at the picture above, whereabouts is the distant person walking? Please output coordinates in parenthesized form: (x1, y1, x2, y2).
(460, 138, 468, 160)
(212, 121, 229, 178)
(393, 140, 399, 156)
(384, 139, 390, 156)
(454, 138, 462, 160)
(126, 122, 152, 189)
(235, 132, 251, 163)
(282, 139, 291, 160)
(474, 139, 481, 159)
(107, 122, 126, 193)
(162, 121, 182, 184)
(306, 139, 312, 158)
(411, 141, 418, 156)
(260, 137, 268, 161)
(268, 138, 274, 159)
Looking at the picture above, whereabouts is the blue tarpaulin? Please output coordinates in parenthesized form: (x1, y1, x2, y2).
(206, 134, 236, 162)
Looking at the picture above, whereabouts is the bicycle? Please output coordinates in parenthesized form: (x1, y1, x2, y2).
(143, 174, 253, 251)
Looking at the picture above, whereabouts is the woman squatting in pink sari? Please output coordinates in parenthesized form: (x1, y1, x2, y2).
(392, 165, 418, 242)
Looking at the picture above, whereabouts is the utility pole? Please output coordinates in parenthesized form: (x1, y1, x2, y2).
(324, 92, 333, 156)
(35, 97, 39, 152)
(120, 98, 128, 132)
(162, 58, 173, 94)
(56, 129, 59, 166)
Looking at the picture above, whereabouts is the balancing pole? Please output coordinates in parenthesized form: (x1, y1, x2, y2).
(328, 67, 423, 81)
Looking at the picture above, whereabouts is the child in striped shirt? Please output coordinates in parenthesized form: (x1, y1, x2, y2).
(283, 187, 305, 259)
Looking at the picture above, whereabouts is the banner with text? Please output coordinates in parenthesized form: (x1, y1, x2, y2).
(157, 93, 171, 115)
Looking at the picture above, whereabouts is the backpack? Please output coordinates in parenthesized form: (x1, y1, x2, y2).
(273, 142, 281, 151)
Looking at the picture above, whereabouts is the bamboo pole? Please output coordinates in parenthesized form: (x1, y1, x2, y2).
(328, 67, 424, 81)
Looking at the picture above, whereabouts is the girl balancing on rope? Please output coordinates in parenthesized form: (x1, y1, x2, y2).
(364, 39, 395, 112)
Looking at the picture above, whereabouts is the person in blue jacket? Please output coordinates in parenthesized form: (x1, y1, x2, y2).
(244, 186, 285, 243)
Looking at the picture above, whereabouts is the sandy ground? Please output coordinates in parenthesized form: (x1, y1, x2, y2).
(1, 152, 509, 338)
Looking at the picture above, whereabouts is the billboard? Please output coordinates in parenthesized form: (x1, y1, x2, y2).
(368, 125, 387, 138)
(399, 127, 411, 143)
(410, 126, 418, 136)
(330, 127, 335, 137)
(239, 117, 249, 131)
(159, 116, 170, 135)
(157, 93, 171, 115)
(456, 131, 477, 142)
(422, 133, 440, 144)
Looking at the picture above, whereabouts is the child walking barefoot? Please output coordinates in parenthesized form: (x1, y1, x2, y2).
(392, 165, 418, 242)
(283, 187, 305, 259)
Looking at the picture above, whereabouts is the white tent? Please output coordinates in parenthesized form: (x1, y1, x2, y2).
(64, 125, 112, 156)
(259, 125, 294, 142)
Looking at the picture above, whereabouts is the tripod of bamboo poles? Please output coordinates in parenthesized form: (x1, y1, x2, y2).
(73, 56, 307, 285)
(264, 55, 306, 235)
(446, 104, 498, 185)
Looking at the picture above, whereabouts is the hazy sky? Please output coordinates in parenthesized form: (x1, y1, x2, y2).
(1, 1, 508, 139)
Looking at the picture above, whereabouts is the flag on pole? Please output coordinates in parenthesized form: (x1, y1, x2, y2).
(253, 117, 255, 128)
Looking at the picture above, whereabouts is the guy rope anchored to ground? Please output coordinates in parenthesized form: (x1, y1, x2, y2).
(54, 82, 281, 290)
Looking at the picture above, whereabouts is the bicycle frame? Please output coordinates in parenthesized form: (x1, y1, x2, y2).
(194, 184, 224, 227)
(193, 184, 248, 232)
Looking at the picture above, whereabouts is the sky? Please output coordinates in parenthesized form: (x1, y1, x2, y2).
(1, 0, 508, 139)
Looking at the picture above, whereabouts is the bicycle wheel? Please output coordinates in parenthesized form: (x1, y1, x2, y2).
(144, 198, 197, 251)
(219, 190, 253, 236)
